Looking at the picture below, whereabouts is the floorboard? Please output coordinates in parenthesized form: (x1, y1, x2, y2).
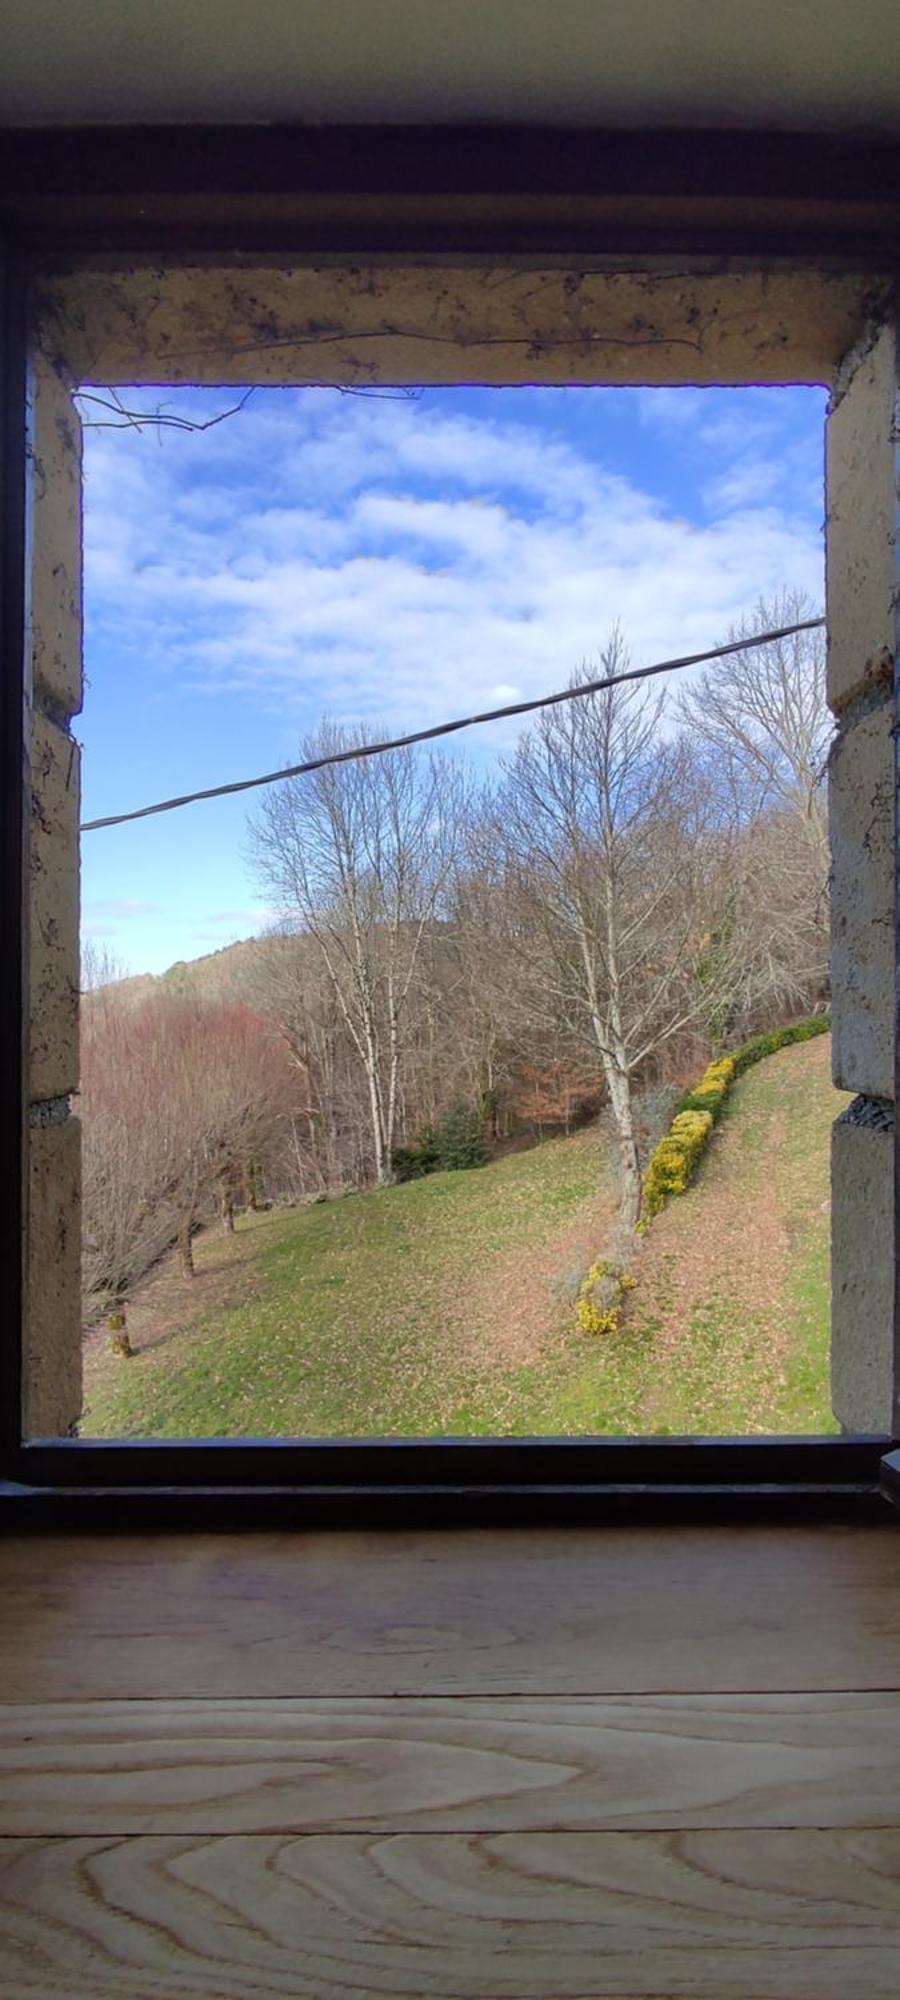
(2, 1830, 900, 1999)
(0, 1527, 898, 1997)
(0, 1525, 897, 1698)
(1, 1692, 898, 1833)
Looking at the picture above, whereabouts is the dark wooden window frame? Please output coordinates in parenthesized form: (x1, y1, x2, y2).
(1, 124, 898, 1528)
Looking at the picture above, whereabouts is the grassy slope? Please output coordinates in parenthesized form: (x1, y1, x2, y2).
(82, 1034, 843, 1439)
(628, 1032, 842, 1435)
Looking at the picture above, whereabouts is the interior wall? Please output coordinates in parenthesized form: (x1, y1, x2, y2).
(827, 322, 899, 1431)
(25, 348, 82, 1437)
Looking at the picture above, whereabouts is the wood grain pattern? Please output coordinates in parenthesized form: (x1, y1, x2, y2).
(0, 1526, 897, 1699)
(2, 1830, 900, 1999)
(1, 1693, 899, 1834)
(1, 1528, 898, 1995)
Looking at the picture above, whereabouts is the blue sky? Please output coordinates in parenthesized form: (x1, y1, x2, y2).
(80, 380, 827, 975)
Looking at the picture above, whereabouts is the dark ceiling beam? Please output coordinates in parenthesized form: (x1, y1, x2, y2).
(0, 124, 898, 258)
(0, 123, 896, 198)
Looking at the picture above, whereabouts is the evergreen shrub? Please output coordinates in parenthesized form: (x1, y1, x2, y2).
(392, 1100, 487, 1181)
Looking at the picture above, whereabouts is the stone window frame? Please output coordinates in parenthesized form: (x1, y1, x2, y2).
(0, 141, 897, 1524)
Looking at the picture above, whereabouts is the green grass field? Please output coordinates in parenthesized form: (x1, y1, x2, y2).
(82, 1033, 843, 1438)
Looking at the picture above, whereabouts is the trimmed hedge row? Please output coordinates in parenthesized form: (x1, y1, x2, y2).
(641, 1014, 830, 1225)
(725, 1015, 829, 1077)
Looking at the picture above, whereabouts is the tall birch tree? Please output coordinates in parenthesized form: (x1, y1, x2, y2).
(497, 636, 722, 1231)
(250, 724, 464, 1184)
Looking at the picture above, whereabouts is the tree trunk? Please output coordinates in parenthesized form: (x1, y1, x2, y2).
(366, 1063, 388, 1183)
(178, 1209, 195, 1277)
(220, 1184, 235, 1234)
(597, 874, 642, 1233)
(604, 1061, 643, 1233)
(385, 1006, 400, 1172)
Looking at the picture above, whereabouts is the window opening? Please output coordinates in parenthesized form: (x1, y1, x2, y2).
(67, 378, 839, 1442)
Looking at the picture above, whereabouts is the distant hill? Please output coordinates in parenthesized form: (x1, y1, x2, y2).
(90, 934, 273, 1009)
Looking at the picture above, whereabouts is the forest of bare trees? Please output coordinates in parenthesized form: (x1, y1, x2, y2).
(79, 592, 830, 1319)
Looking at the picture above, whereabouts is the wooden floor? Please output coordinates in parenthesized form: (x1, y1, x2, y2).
(0, 1524, 898, 1997)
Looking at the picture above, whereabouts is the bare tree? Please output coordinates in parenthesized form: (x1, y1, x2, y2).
(250, 725, 466, 1183)
(80, 990, 298, 1311)
(496, 634, 726, 1231)
(161, 999, 296, 1275)
(680, 588, 829, 848)
(435, 864, 513, 1136)
(80, 939, 127, 993)
(700, 806, 831, 1034)
(247, 931, 378, 1195)
(680, 588, 831, 1018)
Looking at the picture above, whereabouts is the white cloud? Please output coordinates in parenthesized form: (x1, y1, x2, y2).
(203, 906, 281, 928)
(82, 386, 825, 758)
(83, 897, 163, 919)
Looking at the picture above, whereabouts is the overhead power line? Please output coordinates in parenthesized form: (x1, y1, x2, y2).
(80, 617, 825, 834)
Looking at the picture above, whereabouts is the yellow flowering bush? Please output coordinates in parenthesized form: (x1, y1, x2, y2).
(675, 1055, 735, 1125)
(575, 1260, 636, 1336)
(640, 1015, 829, 1227)
(642, 1108, 713, 1220)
